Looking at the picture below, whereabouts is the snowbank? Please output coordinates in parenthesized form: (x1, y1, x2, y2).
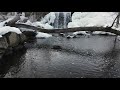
(0, 26, 22, 37)
(36, 32, 52, 38)
(68, 12, 119, 35)
(68, 12, 117, 28)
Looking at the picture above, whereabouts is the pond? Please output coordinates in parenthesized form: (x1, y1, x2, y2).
(0, 35, 120, 78)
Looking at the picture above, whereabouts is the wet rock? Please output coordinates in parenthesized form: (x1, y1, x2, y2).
(3, 32, 20, 47)
(0, 32, 27, 57)
(0, 36, 9, 49)
(66, 35, 72, 39)
(23, 31, 37, 39)
(52, 45, 62, 50)
(19, 33, 27, 43)
(59, 33, 65, 37)
(72, 35, 77, 38)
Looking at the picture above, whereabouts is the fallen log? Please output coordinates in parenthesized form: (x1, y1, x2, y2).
(14, 23, 120, 35)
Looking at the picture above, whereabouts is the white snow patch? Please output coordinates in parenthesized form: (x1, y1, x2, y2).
(0, 26, 22, 37)
(73, 31, 87, 35)
(68, 12, 117, 28)
(32, 22, 53, 29)
(93, 31, 116, 35)
(36, 32, 52, 38)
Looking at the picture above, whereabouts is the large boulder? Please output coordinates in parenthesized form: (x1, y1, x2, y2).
(5, 32, 20, 47)
(0, 36, 9, 49)
(2, 32, 26, 47)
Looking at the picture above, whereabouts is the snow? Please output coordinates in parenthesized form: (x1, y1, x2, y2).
(93, 31, 116, 35)
(0, 26, 22, 38)
(68, 12, 119, 35)
(0, 16, 15, 28)
(36, 32, 52, 38)
(68, 12, 117, 28)
(32, 21, 53, 29)
(73, 31, 87, 35)
(32, 12, 56, 29)
(24, 20, 33, 25)
(40, 12, 56, 25)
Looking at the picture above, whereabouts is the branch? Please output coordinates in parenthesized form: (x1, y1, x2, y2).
(110, 13, 120, 28)
(14, 23, 120, 35)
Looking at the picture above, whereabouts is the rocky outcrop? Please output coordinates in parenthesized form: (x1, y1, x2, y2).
(0, 32, 27, 58)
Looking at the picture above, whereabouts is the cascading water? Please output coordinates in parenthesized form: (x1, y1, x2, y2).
(40, 12, 72, 29)
(53, 12, 72, 29)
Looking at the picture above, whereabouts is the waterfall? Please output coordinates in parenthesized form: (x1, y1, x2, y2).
(53, 12, 71, 29)
(40, 12, 71, 29)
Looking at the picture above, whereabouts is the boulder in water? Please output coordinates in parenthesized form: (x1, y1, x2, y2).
(52, 45, 62, 50)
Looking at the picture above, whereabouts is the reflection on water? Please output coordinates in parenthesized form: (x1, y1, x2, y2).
(0, 48, 27, 78)
(1, 35, 120, 78)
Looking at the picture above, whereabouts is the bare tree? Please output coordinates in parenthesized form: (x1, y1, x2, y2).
(116, 12, 120, 28)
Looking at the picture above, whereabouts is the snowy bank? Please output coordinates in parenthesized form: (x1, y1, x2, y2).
(0, 26, 22, 37)
(36, 32, 52, 38)
(68, 12, 117, 28)
(0, 16, 15, 28)
(68, 12, 119, 35)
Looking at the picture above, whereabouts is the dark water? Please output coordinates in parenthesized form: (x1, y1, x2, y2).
(1, 35, 120, 78)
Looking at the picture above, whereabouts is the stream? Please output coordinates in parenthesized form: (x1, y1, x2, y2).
(0, 35, 120, 78)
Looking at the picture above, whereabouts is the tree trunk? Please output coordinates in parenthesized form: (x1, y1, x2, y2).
(14, 23, 120, 35)
(116, 12, 120, 28)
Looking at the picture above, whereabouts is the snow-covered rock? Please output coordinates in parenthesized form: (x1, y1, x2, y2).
(0, 26, 22, 38)
(36, 32, 52, 38)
